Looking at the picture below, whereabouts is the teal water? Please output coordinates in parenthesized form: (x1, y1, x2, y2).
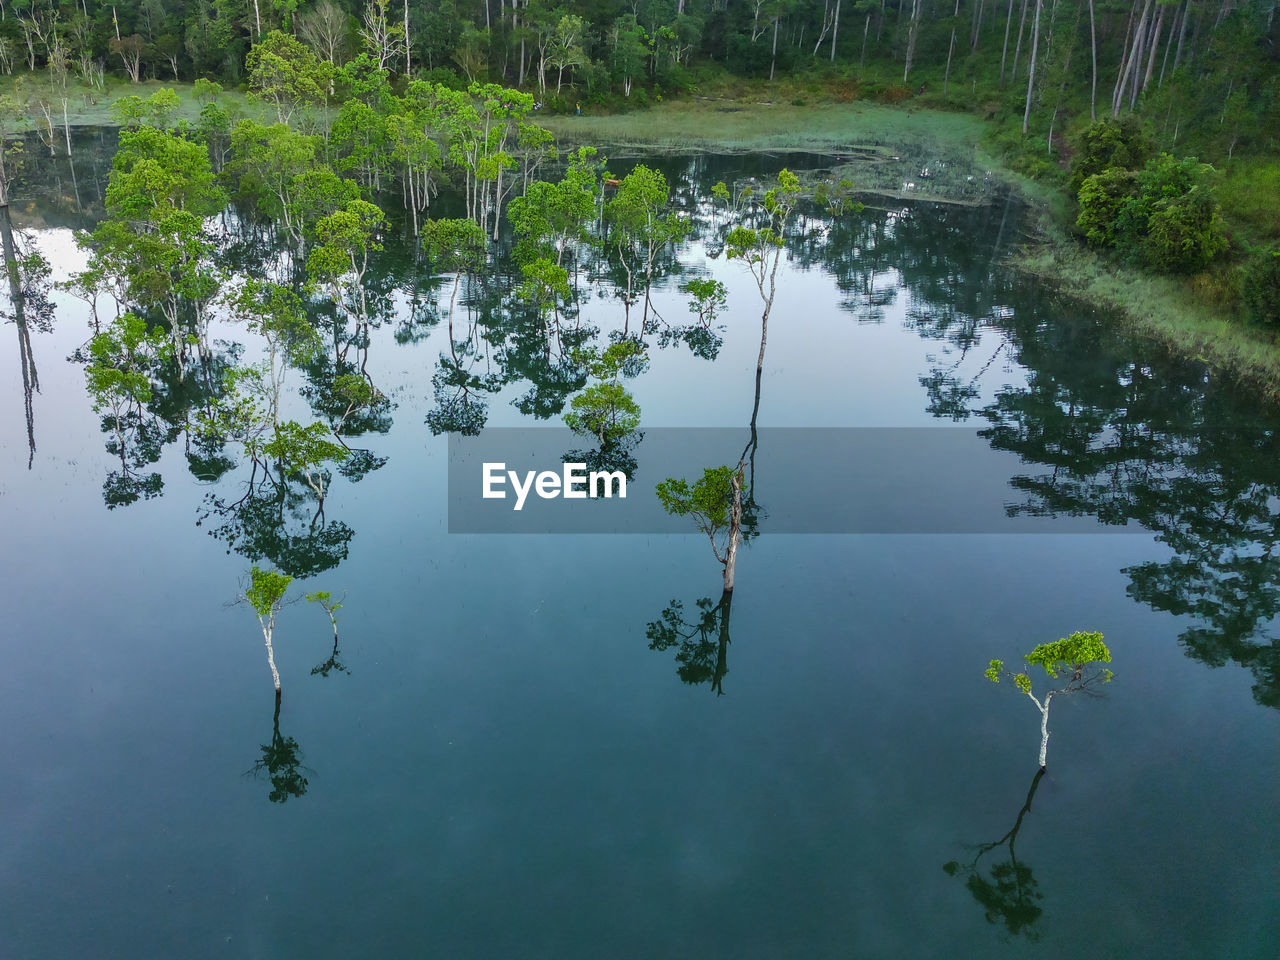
(0, 133, 1276, 957)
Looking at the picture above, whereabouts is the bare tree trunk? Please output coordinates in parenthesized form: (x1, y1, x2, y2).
(1022, 0, 1043, 132)
(263, 621, 281, 694)
(830, 0, 841, 61)
(770, 17, 779, 80)
(945, 29, 957, 94)
(404, 0, 411, 74)
(1113, 0, 1152, 115)
(1137, 2, 1166, 105)
(904, 0, 923, 83)
(945, 0, 962, 94)
(1173, 0, 1190, 71)
(1088, 0, 1098, 118)
(1011, 0, 1030, 86)
(723, 469, 743, 592)
(1037, 691, 1054, 767)
(1000, 0, 1017, 86)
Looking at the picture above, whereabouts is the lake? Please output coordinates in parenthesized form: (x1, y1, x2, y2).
(0, 129, 1276, 958)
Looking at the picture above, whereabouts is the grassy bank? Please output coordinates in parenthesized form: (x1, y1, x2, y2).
(544, 97, 988, 154)
(550, 97, 1280, 397)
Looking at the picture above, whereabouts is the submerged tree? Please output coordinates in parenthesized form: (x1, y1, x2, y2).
(306, 589, 348, 677)
(723, 168, 801, 374)
(244, 565, 294, 698)
(986, 631, 1113, 768)
(656, 464, 751, 593)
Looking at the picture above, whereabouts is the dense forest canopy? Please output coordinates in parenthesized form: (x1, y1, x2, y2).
(0, 0, 1273, 158)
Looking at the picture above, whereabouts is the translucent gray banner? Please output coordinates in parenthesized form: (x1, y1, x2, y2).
(446, 428, 1140, 534)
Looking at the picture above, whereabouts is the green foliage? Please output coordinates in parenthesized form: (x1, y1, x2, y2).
(563, 381, 641, 445)
(247, 565, 293, 618)
(246, 30, 330, 122)
(305, 590, 342, 616)
(987, 631, 1114, 691)
(725, 169, 802, 268)
(228, 280, 321, 365)
(228, 120, 321, 229)
(84, 314, 168, 413)
(307, 199, 387, 284)
(264, 420, 350, 476)
(1076, 154, 1227, 274)
(1069, 117, 1153, 193)
(106, 126, 226, 222)
(1243, 250, 1280, 327)
(508, 146, 603, 264)
(517, 256, 570, 314)
(422, 217, 487, 273)
(1142, 191, 1229, 275)
(655, 464, 747, 562)
(588, 339, 648, 380)
(1075, 169, 1137, 248)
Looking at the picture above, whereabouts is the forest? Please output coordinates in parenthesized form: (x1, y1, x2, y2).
(0, 0, 1275, 334)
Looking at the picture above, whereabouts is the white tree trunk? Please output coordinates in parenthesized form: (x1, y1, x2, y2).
(262, 622, 281, 694)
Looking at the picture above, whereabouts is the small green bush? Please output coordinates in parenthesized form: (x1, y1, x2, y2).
(1243, 250, 1280, 327)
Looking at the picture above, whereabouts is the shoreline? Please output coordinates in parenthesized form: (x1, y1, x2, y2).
(12, 80, 1276, 399)
(549, 100, 1280, 400)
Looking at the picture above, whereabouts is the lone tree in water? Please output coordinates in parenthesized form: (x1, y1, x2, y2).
(656, 464, 749, 593)
(986, 631, 1113, 768)
(723, 168, 801, 375)
(245, 565, 293, 698)
(306, 590, 348, 677)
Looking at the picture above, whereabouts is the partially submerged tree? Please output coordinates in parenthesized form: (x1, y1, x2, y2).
(564, 340, 644, 450)
(244, 565, 294, 697)
(656, 464, 750, 593)
(306, 589, 347, 677)
(986, 631, 1113, 768)
(723, 168, 801, 374)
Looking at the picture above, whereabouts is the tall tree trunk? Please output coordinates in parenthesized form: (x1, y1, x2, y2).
(404, 0, 411, 74)
(904, 0, 922, 83)
(1011, 0, 1031, 86)
(1088, 0, 1098, 118)
(1022, 0, 1043, 133)
(723, 470, 743, 592)
(1000, 0, 1017, 86)
(831, 0, 842, 61)
(770, 17, 779, 80)
(1136, 2, 1166, 106)
(1113, 0, 1152, 115)
(945, 0, 962, 93)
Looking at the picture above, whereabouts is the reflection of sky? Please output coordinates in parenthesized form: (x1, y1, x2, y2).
(0, 200, 1275, 958)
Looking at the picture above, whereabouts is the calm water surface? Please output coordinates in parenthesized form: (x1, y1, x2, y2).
(0, 131, 1276, 958)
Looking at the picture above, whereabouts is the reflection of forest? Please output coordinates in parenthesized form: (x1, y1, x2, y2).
(795, 189, 1280, 710)
(7, 132, 1278, 707)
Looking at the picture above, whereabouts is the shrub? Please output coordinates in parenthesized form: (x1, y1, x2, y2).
(1243, 250, 1280, 327)
(419, 67, 466, 91)
(1069, 115, 1152, 193)
(1142, 191, 1228, 273)
(1076, 168, 1137, 247)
